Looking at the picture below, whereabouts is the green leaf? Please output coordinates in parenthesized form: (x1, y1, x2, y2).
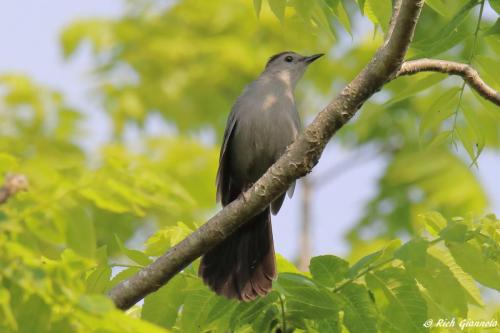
(317, 317, 342, 333)
(0, 153, 18, 174)
(338, 283, 378, 333)
(490, 0, 500, 14)
(313, 1, 337, 37)
(253, 0, 263, 17)
(385, 73, 446, 107)
(142, 274, 188, 328)
(425, 0, 450, 16)
(439, 222, 469, 242)
(463, 102, 486, 164)
(419, 87, 460, 139)
(95, 245, 108, 266)
(268, 0, 287, 22)
(294, 0, 314, 22)
(364, 0, 392, 31)
(251, 305, 279, 333)
(429, 246, 483, 306)
(80, 187, 131, 214)
(230, 295, 274, 329)
(276, 253, 302, 274)
(412, 0, 478, 57)
(114, 235, 152, 266)
(366, 268, 427, 333)
(330, 0, 352, 34)
(310, 255, 349, 287)
(395, 238, 429, 267)
(178, 288, 218, 333)
(426, 130, 452, 150)
(277, 273, 340, 319)
(0, 289, 18, 330)
(348, 239, 401, 278)
(144, 222, 192, 256)
(420, 211, 447, 236)
(205, 296, 238, 329)
(485, 18, 500, 36)
(107, 267, 140, 290)
(357, 0, 366, 14)
(59, 20, 113, 58)
(65, 207, 96, 258)
(447, 241, 500, 291)
(86, 266, 112, 293)
(406, 250, 469, 317)
(78, 295, 115, 315)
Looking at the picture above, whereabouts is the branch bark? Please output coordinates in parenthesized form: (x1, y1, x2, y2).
(0, 174, 29, 205)
(109, 0, 425, 310)
(397, 59, 500, 106)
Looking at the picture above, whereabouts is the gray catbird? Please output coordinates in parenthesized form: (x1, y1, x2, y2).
(199, 51, 324, 301)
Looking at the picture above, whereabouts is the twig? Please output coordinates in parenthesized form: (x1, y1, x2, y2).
(278, 294, 287, 333)
(452, 0, 485, 146)
(396, 58, 500, 106)
(0, 174, 29, 204)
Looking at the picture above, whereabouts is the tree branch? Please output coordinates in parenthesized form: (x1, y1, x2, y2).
(0, 174, 29, 205)
(108, 0, 425, 310)
(397, 59, 500, 106)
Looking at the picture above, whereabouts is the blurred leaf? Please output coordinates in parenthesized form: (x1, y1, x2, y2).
(253, 0, 263, 17)
(485, 18, 500, 36)
(0, 154, 18, 175)
(439, 222, 469, 242)
(412, 0, 478, 57)
(268, 0, 287, 22)
(0, 289, 17, 330)
(385, 73, 446, 107)
(65, 207, 96, 258)
(419, 87, 460, 140)
(426, 0, 450, 16)
(144, 222, 193, 256)
(86, 266, 112, 293)
(107, 267, 141, 290)
(276, 253, 302, 274)
(78, 294, 115, 315)
(420, 211, 447, 236)
(114, 235, 152, 266)
(364, 0, 392, 31)
(490, 0, 500, 13)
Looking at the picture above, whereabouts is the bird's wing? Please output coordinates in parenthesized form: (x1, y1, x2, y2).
(286, 107, 301, 199)
(216, 109, 237, 205)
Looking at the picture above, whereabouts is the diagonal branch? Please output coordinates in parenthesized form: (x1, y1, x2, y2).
(397, 59, 500, 106)
(108, 0, 425, 310)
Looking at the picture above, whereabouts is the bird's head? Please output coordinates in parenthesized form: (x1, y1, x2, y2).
(263, 51, 324, 87)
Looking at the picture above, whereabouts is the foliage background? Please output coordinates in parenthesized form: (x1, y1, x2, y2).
(0, 0, 499, 332)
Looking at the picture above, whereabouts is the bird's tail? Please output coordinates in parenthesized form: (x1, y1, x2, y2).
(199, 207, 276, 301)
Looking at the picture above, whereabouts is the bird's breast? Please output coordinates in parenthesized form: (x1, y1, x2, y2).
(230, 96, 299, 184)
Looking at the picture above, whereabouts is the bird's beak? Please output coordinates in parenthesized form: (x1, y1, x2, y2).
(303, 53, 324, 64)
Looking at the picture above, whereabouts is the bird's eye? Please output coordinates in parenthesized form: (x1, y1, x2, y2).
(284, 56, 293, 62)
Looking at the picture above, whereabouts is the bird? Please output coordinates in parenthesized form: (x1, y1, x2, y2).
(199, 51, 324, 301)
